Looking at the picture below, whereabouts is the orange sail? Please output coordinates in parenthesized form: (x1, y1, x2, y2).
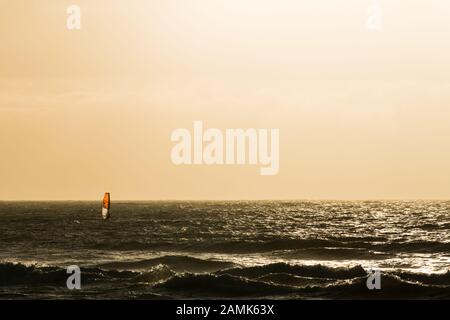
(103, 193, 110, 209)
(102, 192, 111, 220)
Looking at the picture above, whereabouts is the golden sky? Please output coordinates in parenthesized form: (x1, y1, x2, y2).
(1, 0, 450, 200)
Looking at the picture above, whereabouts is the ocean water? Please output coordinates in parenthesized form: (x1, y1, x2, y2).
(0, 201, 450, 299)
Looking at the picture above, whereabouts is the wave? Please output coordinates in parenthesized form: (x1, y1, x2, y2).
(0, 262, 171, 287)
(154, 273, 297, 298)
(97, 255, 236, 273)
(275, 247, 392, 260)
(193, 239, 343, 253)
(85, 236, 450, 257)
(86, 239, 343, 253)
(393, 270, 450, 286)
(256, 273, 333, 287)
(2, 261, 449, 299)
(154, 267, 450, 299)
(216, 263, 368, 280)
(303, 274, 450, 299)
(90, 240, 176, 251)
(89, 238, 375, 253)
(211, 263, 450, 298)
(131, 264, 174, 284)
(413, 222, 450, 230)
(368, 240, 450, 253)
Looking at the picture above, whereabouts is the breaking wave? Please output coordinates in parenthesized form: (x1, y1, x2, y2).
(97, 255, 236, 273)
(1, 259, 449, 299)
(154, 273, 297, 298)
(216, 263, 368, 279)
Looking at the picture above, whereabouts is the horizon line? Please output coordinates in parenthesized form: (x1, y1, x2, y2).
(1, 198, 449, 202)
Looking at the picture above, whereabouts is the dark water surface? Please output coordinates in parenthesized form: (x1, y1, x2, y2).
(1, 201, 449, 299)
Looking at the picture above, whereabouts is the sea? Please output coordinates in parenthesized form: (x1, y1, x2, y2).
(0, 201, 449, 299)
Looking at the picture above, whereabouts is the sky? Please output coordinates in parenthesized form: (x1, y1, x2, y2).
(1, 0, 450, 200)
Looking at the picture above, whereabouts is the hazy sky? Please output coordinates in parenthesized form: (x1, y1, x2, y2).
(1, 0, 450, 200)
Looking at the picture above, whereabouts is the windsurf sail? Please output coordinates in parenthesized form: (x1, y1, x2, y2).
(102, 192, 111, 220)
